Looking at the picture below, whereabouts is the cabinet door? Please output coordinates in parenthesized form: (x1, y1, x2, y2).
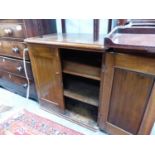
(28, 44, 64, 110)
(98, 53, 155, 135)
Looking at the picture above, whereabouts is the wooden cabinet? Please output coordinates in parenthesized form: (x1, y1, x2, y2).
(28, 44, 64, 110)
(25, 34, 104, 128)
(0, 19, 56, 100)
(98, 53, 155, 135)
(25, 31, 155, 134)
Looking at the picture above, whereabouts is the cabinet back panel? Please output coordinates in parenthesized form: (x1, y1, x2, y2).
(108, 68, 154, 134)
(63, 74, 100, 106)
(61, 48, 102, 67)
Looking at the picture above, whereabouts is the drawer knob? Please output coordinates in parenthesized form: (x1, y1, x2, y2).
(4, 28, 12, 35)
(56, 72, 60, 75)
(16, 66, 23, 72)
(23, 83, 28, 88)
(12, 47, 19, 53)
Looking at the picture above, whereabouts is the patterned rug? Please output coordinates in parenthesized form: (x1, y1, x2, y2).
(0, 109, 83, 135)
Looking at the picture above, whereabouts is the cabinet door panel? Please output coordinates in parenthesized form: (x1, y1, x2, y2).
(99, 53, 155, 134)
(28, 45, 64, 109)
(108, 68, 154, 134)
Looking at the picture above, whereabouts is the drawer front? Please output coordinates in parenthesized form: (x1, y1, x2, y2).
(0, 56, 33, 79)
(0, 20, 23, 23)
(0, 70, 37, 100)
(0, 23, 25, 39)
(0, 40, 29, 60)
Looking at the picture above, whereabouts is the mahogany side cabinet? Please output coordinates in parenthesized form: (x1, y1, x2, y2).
(25, 32, 155, 134)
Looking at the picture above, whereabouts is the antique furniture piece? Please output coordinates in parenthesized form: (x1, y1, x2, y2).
(0, 19, 56, 100)
(25, 34, 105, 129)
(25, 26, 155, 134)
(99, 26, 155, 135)
(130, 19, 155, 26)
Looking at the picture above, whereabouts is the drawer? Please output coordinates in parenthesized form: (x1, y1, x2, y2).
(0, 40, 29, 60)
(0, 23, 25, 39)
(0, 20, 23, 23)
(0, 56, 33, 79)
(0, 70, 37, 100)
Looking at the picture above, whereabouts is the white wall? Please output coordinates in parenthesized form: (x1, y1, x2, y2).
(56, 19, 109, 35)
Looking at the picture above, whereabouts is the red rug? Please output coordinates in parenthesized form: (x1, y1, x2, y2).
(0, 109, 83, 135)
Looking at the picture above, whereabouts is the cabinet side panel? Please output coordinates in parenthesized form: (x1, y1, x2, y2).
(138, 83, 155, 134)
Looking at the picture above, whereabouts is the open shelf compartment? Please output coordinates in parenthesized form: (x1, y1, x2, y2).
(61, 48, 102, 81)
(63, 74, 100, 107)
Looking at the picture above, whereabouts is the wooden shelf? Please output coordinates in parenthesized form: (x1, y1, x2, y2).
(64, 90, 98, 107)
(63, 76, 99, 107)
(63, 60, 101, 81)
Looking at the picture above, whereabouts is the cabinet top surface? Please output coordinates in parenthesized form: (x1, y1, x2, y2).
(24, 33, 105, 51)
(104, 26, 155, 53)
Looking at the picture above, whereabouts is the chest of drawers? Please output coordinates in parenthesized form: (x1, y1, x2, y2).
(0, 19, 56, 100)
